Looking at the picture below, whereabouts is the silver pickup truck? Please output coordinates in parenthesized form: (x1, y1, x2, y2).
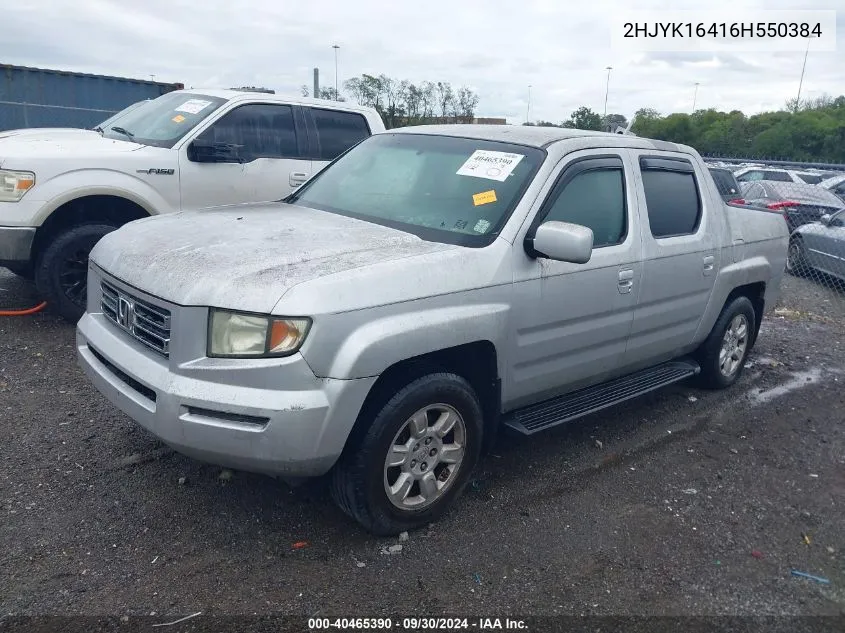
(76, 125, 788, 535)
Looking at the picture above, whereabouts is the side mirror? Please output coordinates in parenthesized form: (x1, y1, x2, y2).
(529, 221, 593, 264)
(188, 139, 243, 163)
(819, 214, 831, 226)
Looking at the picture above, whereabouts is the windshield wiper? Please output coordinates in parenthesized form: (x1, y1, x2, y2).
(93, 126, 104, 135)
(110, 126, 135, 140)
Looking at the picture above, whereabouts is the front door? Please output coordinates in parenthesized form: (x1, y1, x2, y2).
(623, 153, 719, 368)
(507, 151, 642, 408)
(178, 102, 311, 211)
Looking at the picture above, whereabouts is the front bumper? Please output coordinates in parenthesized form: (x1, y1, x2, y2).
(76, 290, 376, 477)
(0, 226, 35, 265)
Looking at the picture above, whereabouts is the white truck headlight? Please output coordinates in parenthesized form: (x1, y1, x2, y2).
(208, 309, 311, 358)
(0, 170, 36, 202)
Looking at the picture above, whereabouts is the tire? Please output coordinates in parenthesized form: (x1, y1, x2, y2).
(786, 237, 809, 277)
(695, 296, 756, 390)
(330, 373, 484, 536)
(35, 224, 119, 323)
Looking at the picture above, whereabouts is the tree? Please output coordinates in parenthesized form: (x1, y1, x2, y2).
(435, 81, 455, 119)
(300, 85, 310, 97)
(602, 113, 628, 131)
(318, 87, 346, 102)
(563, 106, 603, 131)
(456, 86, 479, 123)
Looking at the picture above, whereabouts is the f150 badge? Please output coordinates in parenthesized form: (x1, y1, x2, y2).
(137, 168, 175, 175)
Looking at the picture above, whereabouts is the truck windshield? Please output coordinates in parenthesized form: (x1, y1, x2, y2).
(101, 92, 227, 149)
(287, 133, 545, 246)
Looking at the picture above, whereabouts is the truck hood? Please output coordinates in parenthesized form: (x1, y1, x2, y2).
(90, 203, 458, 314)
(0, 129, 141, 163)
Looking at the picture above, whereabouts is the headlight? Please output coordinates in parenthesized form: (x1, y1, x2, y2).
(0, 170, 36, 202)
(208, 309, 311, 358)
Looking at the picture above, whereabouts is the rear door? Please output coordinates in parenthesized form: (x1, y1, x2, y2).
(178, 102, 310, 210)
(303, 106, 372, 178)
(622, 153, 720, 368)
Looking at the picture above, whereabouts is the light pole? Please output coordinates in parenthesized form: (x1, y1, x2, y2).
(603, 66, 612, 118)
(795, 35, 815, 111)
(692, 82, 700, 113)
(526, 85, 532, 124)
(332, 44, 340, 100)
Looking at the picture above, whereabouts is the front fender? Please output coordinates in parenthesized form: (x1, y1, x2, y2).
(306, 301, 510, 380)
(28, 169, 175, 225)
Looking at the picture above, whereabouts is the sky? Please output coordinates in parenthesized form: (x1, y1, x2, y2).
(4, 0, 844, 124)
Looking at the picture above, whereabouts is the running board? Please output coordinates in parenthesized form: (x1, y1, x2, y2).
(504, 359, 700, 435)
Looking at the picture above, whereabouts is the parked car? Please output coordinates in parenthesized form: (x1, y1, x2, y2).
(739, 181, 845, 232)
(77, 125, 788, 535)
(787, 209, 845, 282)
(708, 166, 744, 203)
(818, 174, 845, 200)
(734, 166, 821, 185)
(0, 89, 385, 321)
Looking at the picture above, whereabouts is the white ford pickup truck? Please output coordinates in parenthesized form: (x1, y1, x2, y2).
(0, 89, 384, 321)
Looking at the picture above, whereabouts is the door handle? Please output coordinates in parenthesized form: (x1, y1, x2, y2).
(618, 268, 634, 294)
(289, 171, 309, 187)
(703, 255, 715, 275)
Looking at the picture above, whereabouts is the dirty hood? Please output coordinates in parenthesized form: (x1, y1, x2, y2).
(90, 203, 457, 314)
(0, 129, 141, 162)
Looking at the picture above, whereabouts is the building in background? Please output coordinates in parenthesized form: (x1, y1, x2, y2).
(0, 64, 183, 131)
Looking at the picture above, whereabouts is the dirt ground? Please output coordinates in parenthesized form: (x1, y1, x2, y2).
(1, 269, 844, 630)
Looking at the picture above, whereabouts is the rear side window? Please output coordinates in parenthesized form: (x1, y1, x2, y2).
(736, 170, 763, 182)
(797, 173, 822, 185)
(311, 108, 371, 160)
(641, 157, 701, 238)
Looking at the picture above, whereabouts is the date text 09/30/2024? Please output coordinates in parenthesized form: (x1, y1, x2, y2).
(308, 618, 528, 630)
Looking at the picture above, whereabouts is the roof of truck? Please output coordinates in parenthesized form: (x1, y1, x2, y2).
(171, 88, 379, 114)
(386, 124, 687, 152)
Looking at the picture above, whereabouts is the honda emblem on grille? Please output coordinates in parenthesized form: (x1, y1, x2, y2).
(117, 295, 135, 332)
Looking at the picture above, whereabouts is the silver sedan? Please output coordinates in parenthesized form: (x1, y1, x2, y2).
(788, 209, 845, 282)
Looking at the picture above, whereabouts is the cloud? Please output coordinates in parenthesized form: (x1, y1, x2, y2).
(3, 0, 843, 124)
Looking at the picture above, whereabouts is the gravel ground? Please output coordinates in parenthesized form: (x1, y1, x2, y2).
(1, 269, 844, 628)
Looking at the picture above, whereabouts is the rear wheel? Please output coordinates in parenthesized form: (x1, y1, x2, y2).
(35, 223, 119, 323)
(330, 373, 483, 535)
(786, 238, 809, 276)
(695, 296, 756, 390)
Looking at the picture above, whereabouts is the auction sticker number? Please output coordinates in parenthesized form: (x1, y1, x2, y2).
(456, 150, 524, 182)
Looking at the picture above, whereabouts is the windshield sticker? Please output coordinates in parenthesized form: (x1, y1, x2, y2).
(456, 150, 524, 182)
(473, 219, 491, 233)
(171, 114, 186, 123)
(174, 99, 213, 114)
(472, 190, 498, 206)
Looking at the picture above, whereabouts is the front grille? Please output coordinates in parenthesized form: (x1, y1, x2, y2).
(101, 281, 171, 357)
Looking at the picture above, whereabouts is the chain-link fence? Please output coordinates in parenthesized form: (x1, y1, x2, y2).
(720, 173, 845, 325)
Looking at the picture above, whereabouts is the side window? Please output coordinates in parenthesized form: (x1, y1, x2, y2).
(199, 104, 298, 162)
(640, 158, 701, 238)
(310, 108, 370, 160)
(542, 162, 626, 248)
(833, 183, 845, 196)
(763, 170, 792, 182)
(799, 174, 822, 185)
(736, 170, 762, 182)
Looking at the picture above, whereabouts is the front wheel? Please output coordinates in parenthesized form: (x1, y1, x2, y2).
(34, 224, 119, 323)
(330, 373, 484, 535)
(695, 296, 756, 390)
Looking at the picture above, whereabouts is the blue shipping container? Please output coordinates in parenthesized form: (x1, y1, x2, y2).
(0, 64, 184, 131)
